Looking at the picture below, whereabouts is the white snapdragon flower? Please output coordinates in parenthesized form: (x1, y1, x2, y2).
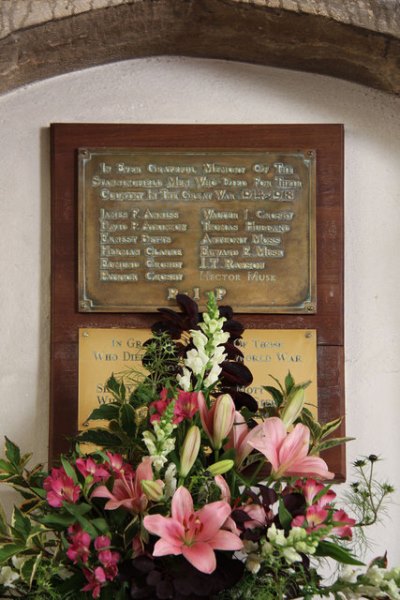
(282, 547, 302, 564)
(177, 367, 192, 391)
(164, 463, 177, 499)
(203, 363, 222, 388)
(190, 329, 208, 350)
(185, 347, 209, 375)
(211, 345, 227, 363)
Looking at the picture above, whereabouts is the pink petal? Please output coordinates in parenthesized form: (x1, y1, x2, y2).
(196, 502, 232, 541)
(284, 456, 335, 480)
(198, 392, 214, 442)
(214, 475, 231, 502)
(171, 487, 194, 524)
(278, 423, 310, 468)
(152, 538, 182, 557)
(135, 457, 153, 496)
(143, 514, 185, 546)
(208, 530, 243, 551)
(182, 542, 217, 574)
(91, 485, 114, 500)
(249, 417, 286, 471)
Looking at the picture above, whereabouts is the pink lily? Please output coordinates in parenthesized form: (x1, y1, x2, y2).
(198, 392, 235, 450)
(248, 417, 335, 480)
(91, 457, 160, 513)
(225, 411, 261, 467)
(143, 486, 243, 574)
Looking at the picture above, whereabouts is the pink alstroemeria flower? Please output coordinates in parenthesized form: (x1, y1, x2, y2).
(143, 486, 243, 574)
(66, 526, 91, 564)
(295, 478, 337, 507)
(91, 457, 160, 513)
(174, 390, 199, 423)
(43, 467, 81, 508)
(198, 392, 235, 450)
(248, 417, 335, 480)
(82, 567, 107, 599)
(76, 457, 110, 484)
(292, 505, 329, 533)
(105, 452, 135, 478)
(150, 389, 199, 424)
(331, 509, 356, 539)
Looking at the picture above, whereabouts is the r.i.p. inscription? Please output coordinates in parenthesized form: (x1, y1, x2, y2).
(78, 149, 316, 313)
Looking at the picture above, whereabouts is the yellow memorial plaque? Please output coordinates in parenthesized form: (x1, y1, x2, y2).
(78, 328, 317, 429)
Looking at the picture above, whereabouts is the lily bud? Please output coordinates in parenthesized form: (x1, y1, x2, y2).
(281, 388, 305, 428)
(180, 426, 201, 477)
(141, 479, 164, 502)
(208, 459, 234, 476)
(212, 394, 235, 449)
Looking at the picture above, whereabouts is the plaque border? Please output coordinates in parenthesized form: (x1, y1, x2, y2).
(50, 123, 345, 478)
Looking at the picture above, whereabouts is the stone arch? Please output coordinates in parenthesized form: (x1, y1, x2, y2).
(0, 0, 399, 95)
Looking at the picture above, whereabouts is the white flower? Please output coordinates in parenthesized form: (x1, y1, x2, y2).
(340, 566, 359, 584)
(164, 463, 177, 499)
(384, 579, 400, 600)
(0, 566, 19, 588)
(210, 345, 227, 363)
(190, 329, 208, 350)
(246, 554, 261, 574)
(366, 566, 385, 586)
(267, 524, 286, 546)
(203, 363, 222, 388)
(185, 348, 209, 375)
(11, 557, 25, 571)
(282, 547, 302, 564)
(177, 367, 192, 391)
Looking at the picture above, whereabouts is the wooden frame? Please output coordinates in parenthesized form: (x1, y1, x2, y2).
(50, 123, 345, 477)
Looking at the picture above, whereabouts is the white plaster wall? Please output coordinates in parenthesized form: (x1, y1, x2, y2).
(0, 56, 400, 566)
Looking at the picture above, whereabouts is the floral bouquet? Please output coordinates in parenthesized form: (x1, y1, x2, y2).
(0, 293, 399, 599)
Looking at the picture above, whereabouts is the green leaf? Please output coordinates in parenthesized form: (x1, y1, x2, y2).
(21, 554, 42, 587)
(315, 540, 365, 566)
(314, 437, 355, 453)
(120, 403, 136, 437)
(320, 417, 343, 439)
(38, 513, 75, 529)
(0, 459, 14, 473)
(262, 386, 284, 407)
(0, 543, 26, 564)
(268, 375, 285, 394)
(60, 456, 78, 484)
(0, 503, 9, 536)
(77, 429, 123, 447)
(284, 371, 295, 394)
(278, 499, 293, 529)
(90, 518, 109, 535)
(86, 404, 120, 422)
(63, 503, 98, 538)
(4, 438, 21, 467)
(301, 408, 322, 440)
(11, 507, 31, 541)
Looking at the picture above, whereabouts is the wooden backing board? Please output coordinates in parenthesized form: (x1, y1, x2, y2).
(50, 123, 345, 478)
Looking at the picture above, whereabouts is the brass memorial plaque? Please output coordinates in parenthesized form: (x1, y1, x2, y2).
(78, 328, 318, 430)
(78, 149, 316, 313)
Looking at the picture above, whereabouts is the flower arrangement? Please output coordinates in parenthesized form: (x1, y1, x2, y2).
(0, 293, 398, 599)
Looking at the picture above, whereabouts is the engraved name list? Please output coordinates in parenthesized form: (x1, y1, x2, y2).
(78, 149, 316, 313)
